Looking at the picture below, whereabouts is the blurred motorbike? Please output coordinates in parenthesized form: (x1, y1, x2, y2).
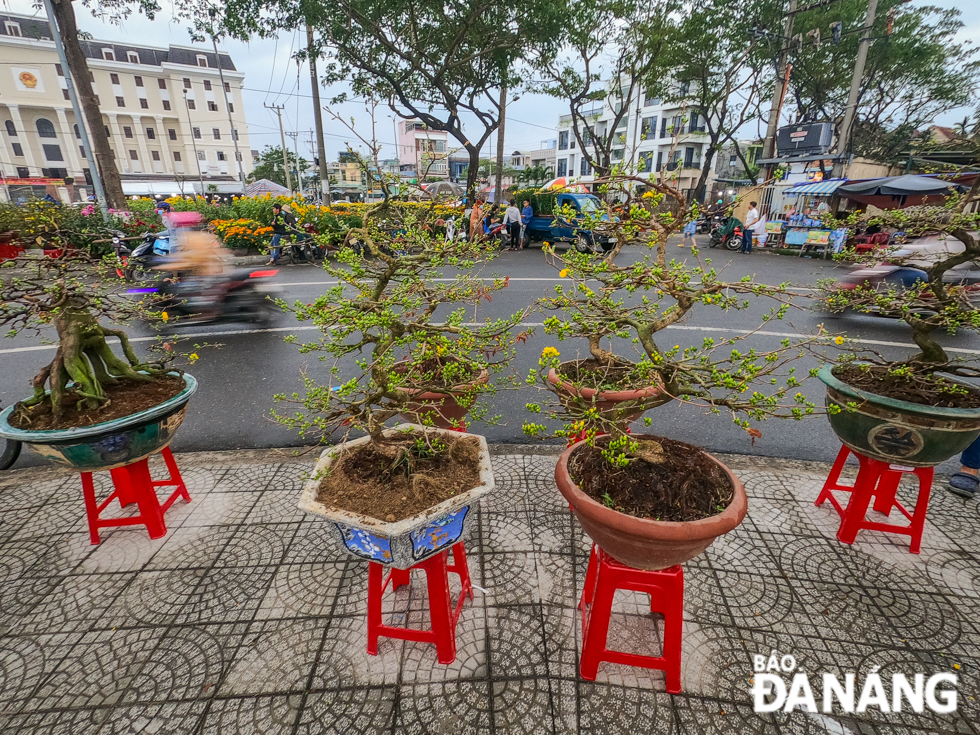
(825, 265, 980, 318)
(140, 268, 281, 327)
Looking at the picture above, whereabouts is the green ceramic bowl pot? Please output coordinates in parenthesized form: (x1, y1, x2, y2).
(818, 366, 980, 467)
(0, 372, 197, 471)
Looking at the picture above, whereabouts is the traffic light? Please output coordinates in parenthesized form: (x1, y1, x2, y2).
(830, 21, 842, 44)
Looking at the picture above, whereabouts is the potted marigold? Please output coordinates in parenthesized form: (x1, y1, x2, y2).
(523, 173, 824, 569)
(0, 252, 198, 470)
(275, 146, 529, 569)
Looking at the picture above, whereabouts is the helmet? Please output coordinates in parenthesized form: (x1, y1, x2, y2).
(158, 201, 172, 211)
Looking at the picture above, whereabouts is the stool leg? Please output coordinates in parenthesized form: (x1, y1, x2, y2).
(872, 469, 901, 516)
(449, 543, 473, 600)
(578, 545, 599, 611)
(421, 552, 456, 664)
(579, 561, 614, 682)
(367, 562, 383, 656)
(816, 445, 850, 507)
(113, 460, 167, 540)
(390, 567, 411, 590)
(908, 467, 934, 554)
(663, 571, 684, 694)
(162, 446, 191, 503)
(836, 457, 879, 545)
(80, 472, 102, 545)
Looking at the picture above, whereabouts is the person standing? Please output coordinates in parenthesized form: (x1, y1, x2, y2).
(520, 199, 533, 250)
(751, 208, 768, 249)
(268, 203, 287, 264)
(948, 436, 980, 498)
(502, 200, 523, 251)
(682, 218, 697, 248)
(741, 201, 759, 253)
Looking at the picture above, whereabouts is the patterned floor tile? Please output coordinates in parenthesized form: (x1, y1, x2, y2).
(490, 678, 556, 735)
(144, 525, 238, 571)
(400, 603, 487, 684)
(295, 686, 397, 734)
(672, 696, 777, 735)
(487, 605, 549, 678)
(200, 694, 303, 734)
(0, 632, 82, 717)
(0, 707, 108, 734)
(219, 618, 325, 696)
(12, 573, 134, 635)
(96, 700, 209, 734)
(480, 512, 537, 555)
(246, 488, 308, 525)
(577, 682, 676, 734)
(174, 490, 264, 527)
(255, 562, 345, 620)
(175, 566, 277, 625)
(310, 616, 403, 688)
(285, 520, 349, 565)
(396, 680, 493, 734)
(214, 523, 300, 568)
(210, 464, 284, 493)
(78, 530, 170, 574)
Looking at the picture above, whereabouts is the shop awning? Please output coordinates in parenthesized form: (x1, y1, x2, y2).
(783, 178, 848, 197)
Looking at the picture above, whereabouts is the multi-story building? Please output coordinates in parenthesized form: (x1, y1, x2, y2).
(554, 83, 714, 201)
(0, 11, 253, 201)
(395, 119, 449, 181)
(506, 143, 557, 185)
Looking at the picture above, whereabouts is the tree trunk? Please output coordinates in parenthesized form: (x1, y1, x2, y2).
(50, 0, 126, 210)
(908, 318, 948, 364)
(691, 145, 716, 204)
(494, 84, 507, 205)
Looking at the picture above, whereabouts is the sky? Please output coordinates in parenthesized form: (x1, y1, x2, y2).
(3, 0, 979, 161)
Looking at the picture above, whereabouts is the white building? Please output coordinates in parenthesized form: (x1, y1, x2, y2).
(555, 82, 715, 201)
(0, 11, 254, 200)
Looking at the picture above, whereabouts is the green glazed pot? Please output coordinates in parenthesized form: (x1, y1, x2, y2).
(0, 372, 197, 472)
(818, 366, 980, 467)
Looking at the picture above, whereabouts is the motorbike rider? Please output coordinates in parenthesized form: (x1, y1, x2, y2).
(154, 219, 231, 320)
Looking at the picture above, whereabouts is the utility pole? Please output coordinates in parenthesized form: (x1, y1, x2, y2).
(212, 36, 246, 193)
(833, 0, 879, 178)
(184, 90, 205, 195)
(759, 0, 798, 184)
(42, 0, 107, 217)
(494, 84, 507, 204)
(286, 131, 304, 198)
(306, 26, 330, 203)
(265, 103, 291, 192)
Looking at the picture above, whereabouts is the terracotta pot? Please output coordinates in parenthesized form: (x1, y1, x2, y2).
(554, 437, 747, 570)
(395, 363, 489, 429)
(0, 243, 25, 261)
(546, 361, 671, 424)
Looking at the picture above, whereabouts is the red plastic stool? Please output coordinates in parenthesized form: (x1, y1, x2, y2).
(578, 544, 683, 692)
(80, 446, 190, 545)
(815, 444, 933, 553)
(367, 542, 472, 664)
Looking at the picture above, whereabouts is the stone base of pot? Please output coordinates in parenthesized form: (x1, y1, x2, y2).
(0, 373, 197, 472)
(818, 366, 980, 467)
(546, 364, 671, 425)
(554, 437, 747, 570)
(397, 368, 489, 429)
(298, 423, 495, 568)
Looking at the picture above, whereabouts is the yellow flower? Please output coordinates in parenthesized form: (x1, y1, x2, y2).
(541, 346, 560, 359)
(161, 312, 169, 322)
(189, 353, 199, 363)
(543, 241, 550, 247)
(834, 336, 845, 345)
(559, 269, 569, 278)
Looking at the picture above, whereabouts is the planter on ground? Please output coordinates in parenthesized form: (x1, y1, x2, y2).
(397, 365, 489, 429)
(299, 423, 494, 568)
(546, 363, 671, 425)
(818, 365, 980, 467)
(0, 373, 197, 472)
(0, 243, 24, 261)
(554, 436, 747, 570)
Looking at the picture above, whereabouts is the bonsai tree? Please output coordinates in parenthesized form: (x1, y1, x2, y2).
(522, 173, 826, 460)
(0, 252, 180, 423)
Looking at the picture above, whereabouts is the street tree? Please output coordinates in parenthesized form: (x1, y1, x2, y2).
(248, 145, 309, 186)
(537, 0, 679, 179)
(214, 0, 565, 206)
(788, 0, 980, 165)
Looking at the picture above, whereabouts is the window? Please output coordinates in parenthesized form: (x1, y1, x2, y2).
(223, 82, 230, 93)
(12, 143, 24, 157)
(158, 78, 167, 90)
(232, 129, 239, 141)
(208, 102, 218, 112)
(684, 146, 695, 167)
(235, 151, 242, 161)
(580, 158, 592, 176)
(129, 150, 138, 160)
(16, 167, 29, 178)
(558, 131, 569, 151)
(197, 151, 206, 161)
(216, 151, 226, 161)
(192, 127, 201, 139)
(41, 167, 67, 178)
(638, 152, 653, 173)
(42, 144, 63, 161)
(62, 89, 71, 101)
(103, 49, 115, 61)
(660, 118, 668, 138)
(134, 76, 143, 87)
(212, 128, 220, 140)
(162, 100, 171, 111)
(79, 145, 85, 158)
(556, 158, 567, 177)
(173, 151, 181, 162)
(611, 148, 624, 162)
(186, 99, 196, 110)
(203, 80, 212, 91)
(127, 51, 140, 64)
(5, 22, 22, 36)
(643, 90, 659, 107)
(73, 124, 80, 139)
(139, 99, 149, 109)
(55, 63, 64, 76)
(116, 96, 125, 107)
(110, 73, 120, 84)
(183, 78, 192, 89)
(151, 150, 160, 161)
(642, 117, 657, 140)
(4, 121, 15, 137)
(146, 128, 155, 140)
(227, 103, 234, 113)
(196, 55, 208, 68)
(104, 125, 111, 137)
(36, 119, 57, 138)
(656, 151, 664, 172)
(123, 126, 133, 138)
(729, 154, 737, 166)
(168, 129, 177, 141)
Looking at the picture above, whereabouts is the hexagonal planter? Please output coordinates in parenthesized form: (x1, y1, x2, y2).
(298, 423, 494, 568)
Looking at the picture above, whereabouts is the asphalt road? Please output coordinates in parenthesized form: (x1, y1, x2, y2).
(4, 238, 980, 472)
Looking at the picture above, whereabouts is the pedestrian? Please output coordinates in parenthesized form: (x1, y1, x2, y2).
(483, 204, 506, 248)
(948, 436, 980, 498)
(751, 208, 768, 249)
(741, 201, 759, 253)
(520, 199, 533, 249)
(502, 200, 523, 251)
(268, 203, 287, 264)
(682, 218, 697, 248)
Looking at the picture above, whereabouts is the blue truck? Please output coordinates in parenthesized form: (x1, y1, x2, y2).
(522, 192, 615, 253)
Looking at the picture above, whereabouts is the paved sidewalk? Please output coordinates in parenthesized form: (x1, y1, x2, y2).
(0, 446, 978, 734)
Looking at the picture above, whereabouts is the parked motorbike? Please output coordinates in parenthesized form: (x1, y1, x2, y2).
(708, 220, 744, 251)
(140, 268, 281, 327)
(115, 230, 174, 282)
